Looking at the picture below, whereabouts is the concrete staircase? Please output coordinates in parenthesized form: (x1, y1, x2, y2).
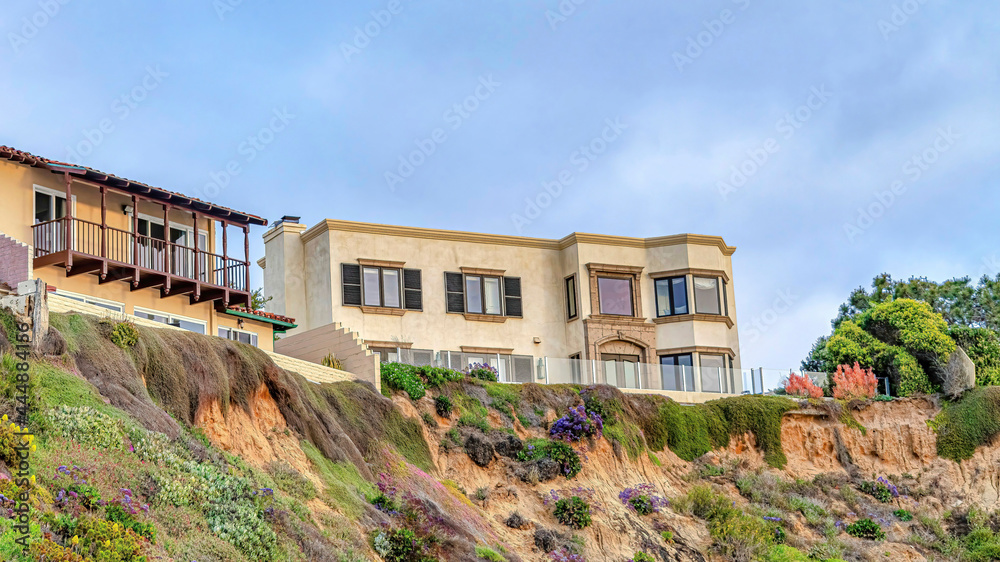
(273, 321, 379, 388)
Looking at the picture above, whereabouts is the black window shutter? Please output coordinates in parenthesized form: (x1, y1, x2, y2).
(342, 264, 362, 306)
(403, 269, 423, 311)
(503, 276, 522, 317)
(445, 272, 465, 313)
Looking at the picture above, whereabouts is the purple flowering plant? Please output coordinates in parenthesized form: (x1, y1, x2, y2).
(550, 405, 603, 443)
(618, 484, 668, 516)
(549, 547, 585, 562)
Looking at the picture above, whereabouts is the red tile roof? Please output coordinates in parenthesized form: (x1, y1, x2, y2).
(0, 145, 267, 226)
(227, 306, 296, 325)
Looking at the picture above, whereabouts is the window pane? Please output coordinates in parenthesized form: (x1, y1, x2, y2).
(237, 332, 252, 344)
(484, 277, 501, 315)
(177, 320, 205, 334)
(566, 277, 577, 318)
(655, 278, 671, 316)
(363, 267, 381, 306)
(35, 192, 51, 223)
(54, 196, 67, 219)
(597, 277, 633, 316)
(694, 277, 720, 315)
(382, 269, 401, 308)
(466, 276, 483, 314)
(701, 354, 726, 393)
(218, 328, 229, 338)
(671, 277, 688, 314)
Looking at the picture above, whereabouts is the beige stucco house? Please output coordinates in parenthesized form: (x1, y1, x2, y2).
(263, 218, 743, 397)
(0, 146, 294, 350)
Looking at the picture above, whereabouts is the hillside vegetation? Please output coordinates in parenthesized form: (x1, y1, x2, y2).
(0, 310, 997, 561)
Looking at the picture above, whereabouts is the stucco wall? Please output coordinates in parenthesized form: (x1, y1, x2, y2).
(0, 159, 273, 351)
(263, 220, 743, 384)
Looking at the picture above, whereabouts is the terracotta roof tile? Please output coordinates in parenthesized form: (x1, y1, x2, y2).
(0, 145, 266, 226)
(227, 306, 296, 325)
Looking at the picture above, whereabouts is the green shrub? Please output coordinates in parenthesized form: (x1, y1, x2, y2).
(47, 405, 129, 451)
(475, 545, 504, 561)
(434, 395, 453, 417)
(381, 363, 426, 400)
(206, 500, 278, 561)
(105, 504, 157, 543)
(321, 353, 344, 370)
(371, 528, 434, 562)
(949, 327, 1000, 386)
(554, 496, 592, 529)
(934, 387, 1000, 461)
(825, 299, 955, 396)
(894, 509, 913, 521)
(518, 439, 582, 479)
(74, 515, 148, 561)
(67, 484, 103, 511)
(845, 519, 885, 541)
(109, 320, 140, 348)
(418, 366, 465, 388)
(630, 553, 655, 562)
(369, 492, 399, 514)
(661, 531, 673, 543)
(859, 480, 895, 503)
(642, 395, 796, 468)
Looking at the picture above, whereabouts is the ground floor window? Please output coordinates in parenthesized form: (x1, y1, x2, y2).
(133, 307, 206, 334)
(54, 289, 124, 313)
(219, 327, 258, 347)
(659, 353, 694, 392)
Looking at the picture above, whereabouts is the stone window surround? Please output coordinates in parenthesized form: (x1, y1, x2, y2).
(649, 267, 732, 326)
(586, 263, 644, 320)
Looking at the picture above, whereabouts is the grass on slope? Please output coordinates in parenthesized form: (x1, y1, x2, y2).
(933, 386, 1000, 462)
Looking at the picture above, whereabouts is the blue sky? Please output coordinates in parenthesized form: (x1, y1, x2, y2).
(2, 1, 998, 370)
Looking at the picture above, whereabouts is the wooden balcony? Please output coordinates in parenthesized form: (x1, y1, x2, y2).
(32, 216, 250, 308)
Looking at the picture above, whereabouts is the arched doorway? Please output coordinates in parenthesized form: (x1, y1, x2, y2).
(597, 339, 646, 389)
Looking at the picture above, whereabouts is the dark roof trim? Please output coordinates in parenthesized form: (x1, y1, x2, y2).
(224, 308, 298, 330)
(1, 145, 267, 226)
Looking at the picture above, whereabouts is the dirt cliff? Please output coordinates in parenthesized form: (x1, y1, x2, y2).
(2, 311, 998, 562)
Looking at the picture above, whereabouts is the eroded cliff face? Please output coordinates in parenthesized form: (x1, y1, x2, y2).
(190, 386, 1000, 562)
(779, 398, 1000, 510)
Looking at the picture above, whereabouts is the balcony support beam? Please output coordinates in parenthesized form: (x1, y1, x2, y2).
(163, 204, 171, 295)
(243, 225, 250, 298)
(222, 222, 229, 290)
(64, 172, 73, 272)
(192, 212, 201, 302)
(132, 194, 139, 287)
(100, 185, 108, 279)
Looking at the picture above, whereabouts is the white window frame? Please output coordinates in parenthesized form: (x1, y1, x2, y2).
(33, 184, 77, 222)
(132, 306, 207, 334)
(218, 326, 259, 347)
(53, 289, 124, 313)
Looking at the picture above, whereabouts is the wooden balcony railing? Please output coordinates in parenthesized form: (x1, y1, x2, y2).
(32, 217, 249, 296)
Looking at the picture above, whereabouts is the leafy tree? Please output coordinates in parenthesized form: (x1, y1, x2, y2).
(250, 288, 272, 311)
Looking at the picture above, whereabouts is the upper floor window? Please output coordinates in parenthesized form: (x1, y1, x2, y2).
(597, 276, 633, 316)
(342, 263, 423, 311)
(34, 186, 69, 223)
(654, 276, 688, 317)
(565, 275, 578, 320)
(693, 276, 722, 315)
(445, 272, 522, 318)
(54, 289, 124, 313)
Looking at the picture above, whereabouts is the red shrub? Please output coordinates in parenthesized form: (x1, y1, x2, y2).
(785, 372, 823, 398)
(832, 362, 877, 401)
